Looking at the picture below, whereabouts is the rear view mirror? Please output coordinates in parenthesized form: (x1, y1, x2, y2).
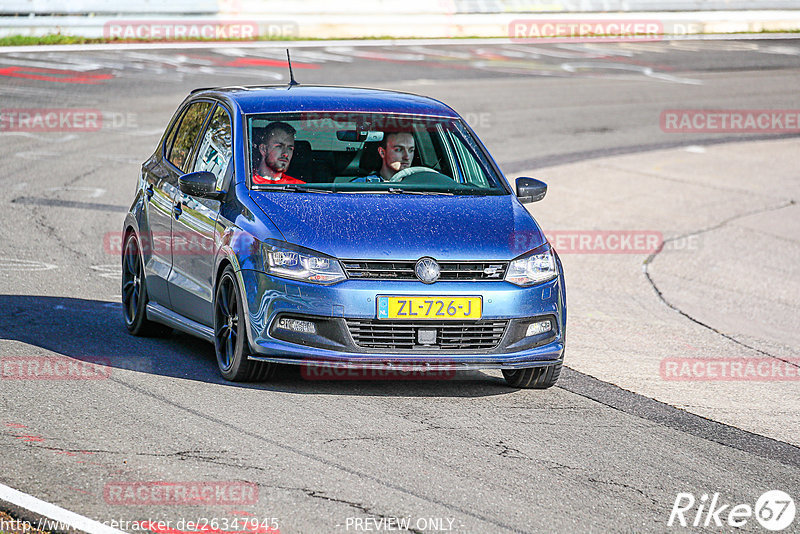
(179, 171, 224, 200)
(336, 130, 383, 142)
(515, 177, 547, 204)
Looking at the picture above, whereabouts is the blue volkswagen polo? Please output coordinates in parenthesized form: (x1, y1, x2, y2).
(122, 85, 566, 388)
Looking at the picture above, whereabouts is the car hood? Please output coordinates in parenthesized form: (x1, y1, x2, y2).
(249, 192, 546, 260)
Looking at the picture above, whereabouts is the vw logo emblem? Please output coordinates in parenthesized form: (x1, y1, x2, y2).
(415, 257, 440, 284)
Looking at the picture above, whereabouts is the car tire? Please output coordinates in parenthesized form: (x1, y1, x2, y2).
(502, 361, 562, 389)
(122, 233, 170, 337)
(214, 266, 276, 382)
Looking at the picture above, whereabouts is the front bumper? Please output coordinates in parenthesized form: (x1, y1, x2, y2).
(236, 269, 566, 369)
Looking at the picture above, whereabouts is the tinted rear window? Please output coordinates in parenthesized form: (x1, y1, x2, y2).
(168, 101, 212, 173)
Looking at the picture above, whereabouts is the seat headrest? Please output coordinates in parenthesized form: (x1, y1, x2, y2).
(359, 141, 381, 174)
(286, 139, 313, 181)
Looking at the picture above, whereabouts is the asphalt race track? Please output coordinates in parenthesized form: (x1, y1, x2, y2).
(1, 40, 799, 533)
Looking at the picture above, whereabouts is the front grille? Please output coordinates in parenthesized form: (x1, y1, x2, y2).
(342, 260, 508, 281)
(346, 319, 508, 350)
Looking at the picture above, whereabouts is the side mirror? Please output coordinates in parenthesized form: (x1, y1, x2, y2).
(179, 171, 224, 200)
(516, 177, 547, 204)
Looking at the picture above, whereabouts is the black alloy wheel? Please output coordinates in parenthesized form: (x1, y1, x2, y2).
(122, 233, 167, 336)
(214, 266, 275, 382)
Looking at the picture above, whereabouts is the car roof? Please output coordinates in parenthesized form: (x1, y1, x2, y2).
(192, 85, 461, 118)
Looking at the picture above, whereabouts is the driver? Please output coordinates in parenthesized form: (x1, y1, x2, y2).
(357, 131, 415, 182)
(252, 121, 305, 185)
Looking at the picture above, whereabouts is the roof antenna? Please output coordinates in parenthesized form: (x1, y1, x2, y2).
(286, 49, 299, 87)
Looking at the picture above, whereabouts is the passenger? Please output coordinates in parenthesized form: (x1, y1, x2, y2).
(252, 122, 305, 184)
(356, 131, 415, 182)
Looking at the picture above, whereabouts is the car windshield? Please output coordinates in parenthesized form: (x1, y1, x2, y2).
(246, 112, 508, 195)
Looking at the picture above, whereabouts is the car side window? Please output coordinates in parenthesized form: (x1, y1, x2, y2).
(163, 108, 185, 160)
(193, 105, 232, 191)
(168, 101, 212, 173)
(448, 130, 489, 187)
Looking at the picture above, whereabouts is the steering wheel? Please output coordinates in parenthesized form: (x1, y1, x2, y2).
(389, 166, 438, 182)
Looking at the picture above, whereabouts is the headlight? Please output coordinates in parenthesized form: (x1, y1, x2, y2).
(262, 242, 346, 284)
(505, 246, 557, 286)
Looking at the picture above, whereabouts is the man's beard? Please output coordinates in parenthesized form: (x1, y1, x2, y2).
(268, 158, 288, 173)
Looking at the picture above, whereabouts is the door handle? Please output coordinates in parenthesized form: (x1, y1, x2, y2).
(173, 203, 182, 219)
(145, 184, 154, 200)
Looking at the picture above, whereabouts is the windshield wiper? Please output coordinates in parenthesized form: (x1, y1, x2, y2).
(270, 184, 333, 194)
(386, 188, 454, 196)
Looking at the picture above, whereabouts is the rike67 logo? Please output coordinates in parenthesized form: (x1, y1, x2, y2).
(668, 490, 795, 531)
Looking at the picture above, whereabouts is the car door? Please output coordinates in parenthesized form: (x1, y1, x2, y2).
(140, 102, 201, 307)
(169, 103, 233, 326)
(154, 100, 213, 313)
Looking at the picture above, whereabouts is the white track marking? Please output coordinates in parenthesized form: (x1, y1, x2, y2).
(759, 45, 800, 55)
(645, 70, 704, 85)
(216, 47, 353, 63)
(616, 42, 671, 53)
(0, 49, 286, 80)
(0, 132, 78, 142)
(97, 154, 148, 164)
(669, 40, 762, 53)
(0, 86, 59, 97)
(405, 45, 475, 59)
(332, 49, 426, 61)
(212, 47, 246, 56)
(123, 51, 207, 67)
(486, 48, 528, 58)
(0, 482, 126, 534)
(556, 43, 636, 57)
(125, 129, 166, 136)
(15, 151, 62, 160)
(0, 56, 105, 71)
(46, 186, 106, 198)
(505, 45, 591, 58)
(0, 259, 58, 272)
(90, 264, 122, 279)
(561, 62, 702, 85)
